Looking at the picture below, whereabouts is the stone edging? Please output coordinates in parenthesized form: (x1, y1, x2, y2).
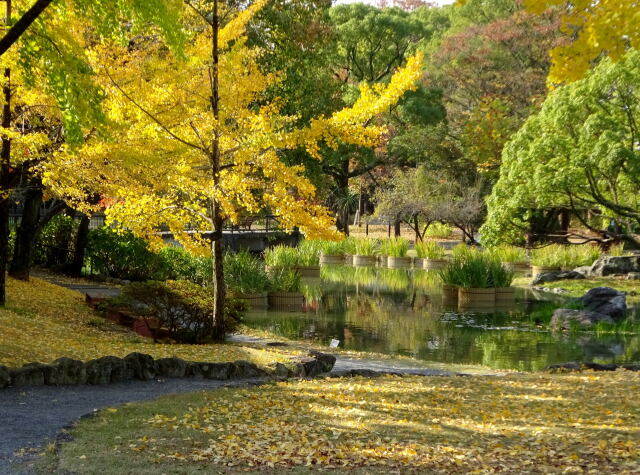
(545, 362, 640, 372)
(0, 351, 336, 389)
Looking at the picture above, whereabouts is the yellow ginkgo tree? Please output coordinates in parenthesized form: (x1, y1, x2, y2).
(49, 0, 423, 340)
(523, 0, 640, 84)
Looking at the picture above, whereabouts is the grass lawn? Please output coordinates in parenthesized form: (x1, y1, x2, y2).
(42, 371, 640, 474)
(533, 277, 640, 299)
(0, 277, 300, 368)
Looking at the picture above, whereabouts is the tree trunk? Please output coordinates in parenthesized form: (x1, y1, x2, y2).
(0, 198, 9, 305)
(9, 186, 42, 280)
(394, 220, 401, 237)
(0, 2, 11, 306)
(68, 213, 90, 276)
(207, 0, 225, 342)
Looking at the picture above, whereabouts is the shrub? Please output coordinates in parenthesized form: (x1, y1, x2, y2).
(264, 245, 299, 268)
(113, 280, 244, 343)
(223, 251, 269, 294)
(86, 227, 166, 281)
(383, 237, 409, 257)
(415, 241, 446, 259)
(354, 238, 379, 256)
(35, 214, 77, 267)
(268, 267, 301, 293)
(424, 222, 454, 239)
(158, 246, 212, 286)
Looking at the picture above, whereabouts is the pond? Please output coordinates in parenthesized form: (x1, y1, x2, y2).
(242, 265, 640, 371)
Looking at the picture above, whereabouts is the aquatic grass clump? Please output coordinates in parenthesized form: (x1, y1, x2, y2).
(440, 253, 507, 289)
(223, 251, 270, 294)
(451, 243, 480, 260)
(354, 238, 379, 256)
(384, 237, 409, 257)
(491, 245, 527, 264)
(267, 266, 301, 293)
(264, 245, 300, 268)
(296, 245, 321, 266)
(416, 241, 446, 259)
(318, 240, 345, 256)
(607, 243, 627, 257)
(532, 244, 601, 268)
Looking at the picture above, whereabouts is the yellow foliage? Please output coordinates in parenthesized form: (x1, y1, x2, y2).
(524, 0, 640, 84)
(65, 372, 640, 472)
(0, 278, 297, 367)
(44, 3, 422, 250)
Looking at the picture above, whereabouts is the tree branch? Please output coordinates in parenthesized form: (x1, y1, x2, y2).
(0, 0, 54, 58)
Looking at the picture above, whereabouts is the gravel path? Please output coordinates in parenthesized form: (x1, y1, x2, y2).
(0, 377, 266, 474)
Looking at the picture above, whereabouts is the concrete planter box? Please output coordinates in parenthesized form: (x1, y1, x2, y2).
(268, 292, 305, 311)
(294, 266, 320, 278)
(503, 262, 530, 274)
(232, 292, 268, 309)
(424, 258, 448, 270)
(413, 258, 425, 268)
(387, 256, 412, 269)
(353, 255, 377, 267)
(442, 284, 458, 306)
(495, 287, 516, 306)
(319, 254, 344, 265)
(378, 255, 388, 267)
(458, 287, 495, 309)
(532, 265, 560, 277)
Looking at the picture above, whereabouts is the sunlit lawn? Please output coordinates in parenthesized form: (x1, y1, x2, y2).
(43, 371, 640, 474)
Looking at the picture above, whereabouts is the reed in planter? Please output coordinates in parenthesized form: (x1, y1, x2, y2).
(353, 238, 379, 267)
(224, 251, 269, 309)
(417, 241, 448, 270)
(492, 245, 529, 273)
(531, 245, 563, 277)
(385, 237, 412, 268)
(489, 259, 515, 307)
(264, 245, 299, 271)
(319, 240, 345, 265)
(295, 242, 321, 277)
(438, 260, 464, 306)
(455, 254, 496, 310)
(267, 267, 304, 311)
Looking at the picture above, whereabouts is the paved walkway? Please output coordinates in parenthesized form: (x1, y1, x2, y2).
(0, 377, 266, 474)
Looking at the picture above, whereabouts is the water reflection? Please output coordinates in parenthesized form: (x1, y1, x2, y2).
(244, 265, 640, 371)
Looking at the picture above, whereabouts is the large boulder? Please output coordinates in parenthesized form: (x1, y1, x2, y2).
(550, 309, 614, 330)
(124, 352, 158, 380)
(0, 365, 10, 388)
(86, 356, 127, 384)
(156, 357, 187, 378)
(589, 255, 640, 277)
(581, 287, 627, 320)
(533, 270, 586, 285)
(48, 357, 87, 385)
(309, 352, 337, 374)
(9, 364, 47, 387)
(199, 362, 234, 380)
(231, 361, 268, 379)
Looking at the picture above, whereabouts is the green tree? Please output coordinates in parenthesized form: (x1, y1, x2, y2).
(481, 50, 640, 247)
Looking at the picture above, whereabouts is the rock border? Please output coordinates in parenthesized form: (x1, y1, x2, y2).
(0, 350, 336, 389)
(545, 362, 640, 372)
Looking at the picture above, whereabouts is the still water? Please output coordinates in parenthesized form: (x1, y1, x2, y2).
(243, 266, 640, 371)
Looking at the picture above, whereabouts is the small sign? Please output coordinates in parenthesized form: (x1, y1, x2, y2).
(329, 339, 340, 348)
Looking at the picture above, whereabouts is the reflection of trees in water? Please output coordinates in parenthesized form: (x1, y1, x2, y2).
(245, 270, 640, 370)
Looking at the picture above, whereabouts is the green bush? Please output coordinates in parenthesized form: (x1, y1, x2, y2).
(415, 241, 445, 259)
(86, 227, 167, 281)
(267, 266, 301, 293)
(35, 214, 77, 267)
(424, 222, 454, 239)
(223, 251, 269, 294)
(113, 280, 244, 343)
(158, 246, 212, 285)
